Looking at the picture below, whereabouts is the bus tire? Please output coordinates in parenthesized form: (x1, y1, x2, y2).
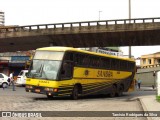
(47, 95, 53, 99)
(109, 85, 116, 97)
(71, 85, 79, 100)
(116, 85, 124, 97)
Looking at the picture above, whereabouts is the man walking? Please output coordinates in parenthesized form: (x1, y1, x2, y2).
(10, 71, 16, 91)
(137, 78, 142, 90)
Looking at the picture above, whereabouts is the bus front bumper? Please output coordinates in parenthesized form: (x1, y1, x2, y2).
(25, 85, 59, 96)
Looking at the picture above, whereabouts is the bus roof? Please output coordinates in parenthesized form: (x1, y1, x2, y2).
(37, 47, 135, 62)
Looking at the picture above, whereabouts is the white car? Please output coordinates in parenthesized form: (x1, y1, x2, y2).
(0, 73, 10, 88)
(16, 70, 28, 86)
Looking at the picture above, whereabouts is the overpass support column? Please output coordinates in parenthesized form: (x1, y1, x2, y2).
(129, 46, 131, 58)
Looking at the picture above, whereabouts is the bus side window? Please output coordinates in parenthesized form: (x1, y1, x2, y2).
(61, 61, 73, 79)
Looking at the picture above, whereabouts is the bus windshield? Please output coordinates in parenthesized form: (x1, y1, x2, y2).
(27, 51, 64, 80)
(34, 51, 64, 60)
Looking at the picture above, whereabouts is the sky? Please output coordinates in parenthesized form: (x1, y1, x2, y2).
(0, 0, 160, 58)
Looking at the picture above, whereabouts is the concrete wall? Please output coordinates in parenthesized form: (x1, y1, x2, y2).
(136, 72, 156, 86)
(135, 67, 160, 86)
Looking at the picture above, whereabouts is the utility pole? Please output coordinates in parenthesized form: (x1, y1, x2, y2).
(129, 0, 132, 58)
(99, 11, 102, 21)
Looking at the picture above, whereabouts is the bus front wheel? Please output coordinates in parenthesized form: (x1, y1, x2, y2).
(71, 85, 79, 100)
(47, 95, 53, 99)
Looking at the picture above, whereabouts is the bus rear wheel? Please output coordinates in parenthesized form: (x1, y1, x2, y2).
(71, 85, 79, 100)
(116, 85, 124, 97)
(109, 85, 116, 97)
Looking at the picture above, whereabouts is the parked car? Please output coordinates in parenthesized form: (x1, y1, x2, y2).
(16, 70, 28, 86)
(0, 73, 10, 88)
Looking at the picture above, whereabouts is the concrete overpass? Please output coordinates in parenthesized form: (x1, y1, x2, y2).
(0, 17, 160, 52)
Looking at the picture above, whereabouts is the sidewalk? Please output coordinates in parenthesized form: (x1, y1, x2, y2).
(139, 87, 160, 120)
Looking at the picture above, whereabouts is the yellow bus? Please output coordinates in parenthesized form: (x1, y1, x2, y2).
(25, 52, 34, 69)
(26, 47, 136, 99)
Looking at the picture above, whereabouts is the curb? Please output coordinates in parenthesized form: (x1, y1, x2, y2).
(138, 98, 152, 120)
(140, 88, 156, 91)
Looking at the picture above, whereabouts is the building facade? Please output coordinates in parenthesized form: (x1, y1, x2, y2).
(135, 52, 160, 86)
(140, 52, 160, 68)
(0, 51, 33, 77)
(0, 11, 5, 26)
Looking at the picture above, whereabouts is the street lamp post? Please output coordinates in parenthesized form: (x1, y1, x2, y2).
(129, 0, 131, 20)
(128, 0, 132, 58)
(99, 11, 102, 21)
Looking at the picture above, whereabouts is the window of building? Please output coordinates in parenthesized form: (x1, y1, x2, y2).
(148, 59, 152, 64)
(157, 59, 160, 64)
(142, 59, 146, 65)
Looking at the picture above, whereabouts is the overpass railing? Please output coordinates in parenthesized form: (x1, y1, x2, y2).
(0, 17, 160, 33)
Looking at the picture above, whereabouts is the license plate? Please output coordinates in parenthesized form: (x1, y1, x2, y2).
(35, 89, 40, 93)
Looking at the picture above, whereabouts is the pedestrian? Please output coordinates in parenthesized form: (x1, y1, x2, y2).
(10, 71, 16, 91)
(135, 79, 138, 89)
(2, 83, 6, 90)
(137, 78, 142, 89)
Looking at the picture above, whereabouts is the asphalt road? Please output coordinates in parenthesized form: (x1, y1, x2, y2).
(0, 86, 155, 120)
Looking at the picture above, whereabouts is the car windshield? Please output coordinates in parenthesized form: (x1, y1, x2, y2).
(0, 74, 4, 78)
(19, 72, 23, 76)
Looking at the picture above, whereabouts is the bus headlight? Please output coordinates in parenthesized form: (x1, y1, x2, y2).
(26, 85, 33, 89)
(45, 88, 50, 91)
(53, 88, 58, 92)
(45, 88, 58, 92)
(45, 88, 54, 92)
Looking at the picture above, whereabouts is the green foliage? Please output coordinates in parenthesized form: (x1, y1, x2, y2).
(156, 96, 160, 102)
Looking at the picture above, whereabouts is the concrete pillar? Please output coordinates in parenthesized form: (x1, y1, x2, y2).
(156, 71, 160, 96)
(140, 58, 145, 67)
(151, 58, 154, 65)
(147, 58, 149, 66)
